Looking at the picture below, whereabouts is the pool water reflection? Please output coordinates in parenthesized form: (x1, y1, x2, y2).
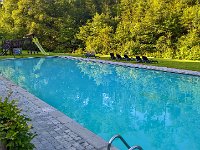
(0, 57, 200, 150)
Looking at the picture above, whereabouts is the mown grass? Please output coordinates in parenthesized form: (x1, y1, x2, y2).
(148, 58, 200, 71)
(0, 52, 200, 71)
(0, 51, 65, 59)
(98, 55, 200, 72)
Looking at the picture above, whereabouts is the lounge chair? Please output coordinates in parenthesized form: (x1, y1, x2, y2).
(110, 53, 116, 60)
(116, 54, 124, 60)
(136, 56, 143, 63)
(85, 52, 100, 58)
(142, 56, 158, 63)
(124, 54, 134, 61)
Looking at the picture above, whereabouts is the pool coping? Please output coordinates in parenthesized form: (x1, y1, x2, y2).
(0, 76, 117, 150)
(60, 56, 200, 77)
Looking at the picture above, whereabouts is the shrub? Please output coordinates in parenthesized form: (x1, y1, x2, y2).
(0, 97, 36, 150)
(74, 48, 84, 54)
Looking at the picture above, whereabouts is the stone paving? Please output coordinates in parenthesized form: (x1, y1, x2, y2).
(0, 76, 115, 150)
(61, 56, 200, 77)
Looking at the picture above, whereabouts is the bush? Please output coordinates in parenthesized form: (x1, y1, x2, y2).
(0, 97, 36, 150)
(74, 48, 84, 54)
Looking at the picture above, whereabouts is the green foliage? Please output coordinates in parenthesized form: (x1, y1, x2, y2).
(77, 13, 114, 54)
(77, 0, 200, 60)
(0, 0, 199, 60)
(0, 0, 118, 52)
(0, 96, 36, 150)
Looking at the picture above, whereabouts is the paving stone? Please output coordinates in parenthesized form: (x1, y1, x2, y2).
(55, 145, 65, 149)
(81, 141, 89, 147)
(68, 147, 77, 150)
(62, 142, 73, 148)
(86, 145, 95, 149)
(55, 135, 63, 140)
(49, 130, 57, 135)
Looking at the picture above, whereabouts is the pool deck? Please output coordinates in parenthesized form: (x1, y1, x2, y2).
(0, 76, 116, 150)
(61, 56, 200, 77)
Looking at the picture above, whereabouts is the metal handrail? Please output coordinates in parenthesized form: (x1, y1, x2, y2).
(107, 134, 131, 150)
(129, 145, 143, 150)
(107, 134, 143, 150)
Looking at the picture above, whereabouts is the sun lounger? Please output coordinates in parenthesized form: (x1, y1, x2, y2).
(142, 56, 158, 63)
(116, 54, 124, 60)
(110, 53, 116, 60)
(124, 54, 134, 61)
(136, 56, 143, 63)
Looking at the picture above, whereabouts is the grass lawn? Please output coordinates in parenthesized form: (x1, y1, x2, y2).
(0, 52, 200, 72)
(148, 58, 200, 71)
(0, 51, 66, 59)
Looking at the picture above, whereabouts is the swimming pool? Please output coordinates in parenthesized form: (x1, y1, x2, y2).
(0, 57, 200, 150)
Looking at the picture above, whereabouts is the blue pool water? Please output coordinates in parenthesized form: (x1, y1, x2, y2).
(0, 57, 200, 150)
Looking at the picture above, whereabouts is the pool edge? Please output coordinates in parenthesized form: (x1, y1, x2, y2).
(61, 56, 200, 77)
(0, 75, 117, 150)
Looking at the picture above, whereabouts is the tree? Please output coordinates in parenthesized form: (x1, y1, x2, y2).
(0, 0, 19, 39)
(0, 0, 199, 59)
(77, 13, 114, 54)
(177, 4, 200, 60)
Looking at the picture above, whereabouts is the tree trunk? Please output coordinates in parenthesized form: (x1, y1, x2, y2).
(0, 142, 6, 150)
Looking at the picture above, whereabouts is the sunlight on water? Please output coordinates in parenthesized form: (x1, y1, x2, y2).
(0, 57, 200, 150)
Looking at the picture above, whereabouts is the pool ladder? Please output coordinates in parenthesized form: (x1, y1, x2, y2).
(107, 134, 143, 150)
